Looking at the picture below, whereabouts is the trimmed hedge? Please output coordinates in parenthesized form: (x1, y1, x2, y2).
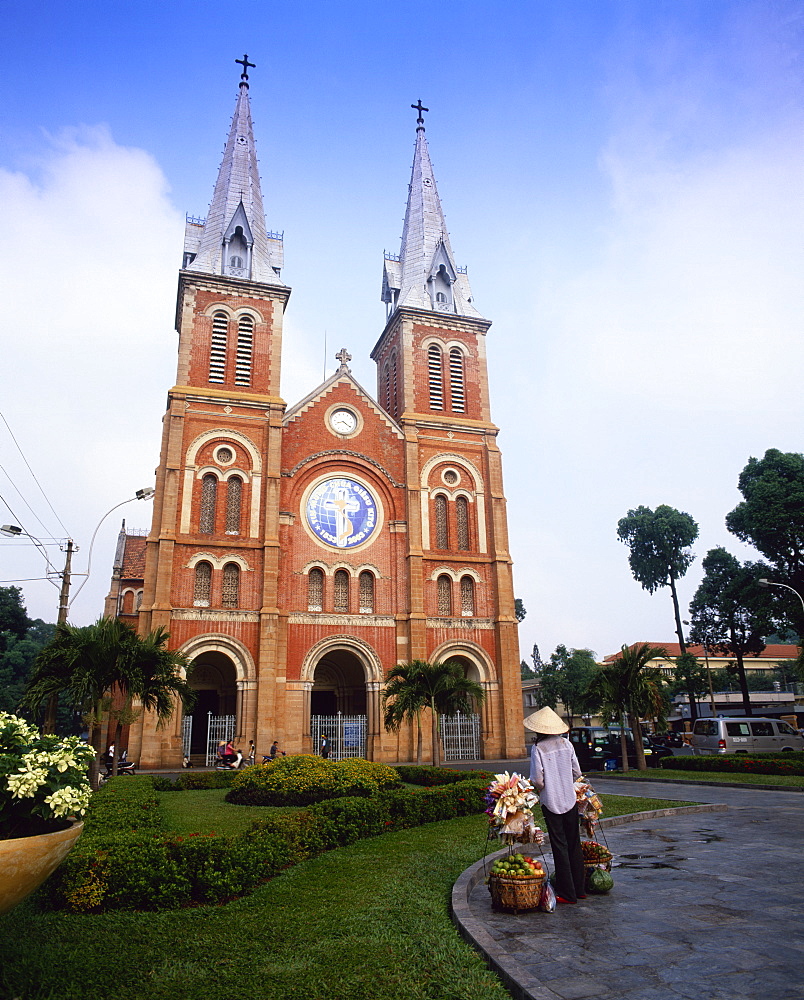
(659, 754, 804, 776)
(226, 755, 401, 806)
(40, 774, 488, 913)
(152, 770, 239, 791)
(395, 765, 494, 786)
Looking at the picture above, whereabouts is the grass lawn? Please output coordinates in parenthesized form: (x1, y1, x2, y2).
(158, 788, 300, 834)
(0, 793, 696, 1000)
(601, 769, 804, 788)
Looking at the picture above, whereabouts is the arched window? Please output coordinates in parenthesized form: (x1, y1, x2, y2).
(391, 353, 399, 418)
(359, 571, 374, 614)
(308, 568, 324, 612)
(428, 344, 444, 410)
(383, 361, 391, 412)
(434, 494, 448, 549)
(235, 315, 254, 386)
(225, 476, 242, 534)
(199, 474, 218, 533)
(193, 562, 212, 606)
(121, 591, 134, 614)
(437, 575, 453, 616)
(209, 311, 228, 383)
(456, 496, 470, 551)
(334, 570, 350, 613)
(460, 576, 475, 617)
(222, 563, 240, 608)
(135, 590, 143, 611)
(449, 348, 465, 413)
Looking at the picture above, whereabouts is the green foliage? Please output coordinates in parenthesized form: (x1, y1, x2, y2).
(514, 598, 526, 622)
(394, 764, 493, 786)
(617, 504, 699, 658)
(0, 619, 54, 716)
(670, 652, 710, 705)
(659, 753, 804, 776)
(726, 448, 804, 636)
(0, 585, 31, 641)
(225, 755, 401, 806)
(382, 658, 485, 766)
(532, 644, 599, 724)
(152, 769, 239, 791)
(688, 547, 778, 715)
(520, 659, 536, 679)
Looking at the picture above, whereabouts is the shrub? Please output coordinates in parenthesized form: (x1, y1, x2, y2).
(395, 765, 494, 786)
(226, 755, 400, 806)
(659, 754, 804, 776)
(152, 770, 240, 791)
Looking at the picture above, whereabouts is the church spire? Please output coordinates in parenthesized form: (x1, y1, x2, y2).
(382, 104, 481, 319)
(183, 57, 284, 285)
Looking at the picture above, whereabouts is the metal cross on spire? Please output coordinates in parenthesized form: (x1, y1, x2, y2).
(411, 100, 429, 127)
(236, 54, 256, 84)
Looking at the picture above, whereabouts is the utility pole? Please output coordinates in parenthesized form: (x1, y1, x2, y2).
(43, 539, 73, 734)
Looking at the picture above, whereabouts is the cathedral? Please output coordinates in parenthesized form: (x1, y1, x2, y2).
(111, 62, 525, 767)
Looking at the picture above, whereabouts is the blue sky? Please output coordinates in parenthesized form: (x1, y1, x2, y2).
(1, 0, 802, 663)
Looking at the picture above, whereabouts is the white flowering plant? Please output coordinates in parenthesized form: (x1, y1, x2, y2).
(0, 712, 94, 840)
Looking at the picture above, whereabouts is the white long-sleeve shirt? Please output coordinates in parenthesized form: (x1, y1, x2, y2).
(529, 735, 582, 814)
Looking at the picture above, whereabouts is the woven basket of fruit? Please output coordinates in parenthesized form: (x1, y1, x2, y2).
(581, 840, 612, 869)
(487, 854, 546, 913)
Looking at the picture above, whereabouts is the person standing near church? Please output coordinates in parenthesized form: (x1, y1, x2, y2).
(527, 706, 586, 904)
(320, 735, 330, 759)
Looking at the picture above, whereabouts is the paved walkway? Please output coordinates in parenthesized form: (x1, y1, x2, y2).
(451, 779, 804, 1000)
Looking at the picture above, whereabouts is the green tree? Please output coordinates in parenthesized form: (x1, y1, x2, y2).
(670, 652, 710, 721)
(688, 547, 778, 716)
(532, 644, 598, 726)
(382, 659, 484, 767)
(0, 620, 55, 716)
(514, 599, 527, 623)
(586, 644, 668, 770)
(520, 659, 536, 680)
(24, 617, 193, 784)
(0, 585, 31, 644)
(726, 449, 804, 640)
(617, 505, 699, 664)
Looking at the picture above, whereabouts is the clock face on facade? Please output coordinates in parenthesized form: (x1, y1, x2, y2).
(329, 407, 358, 434)
(305, 477, 379, 549)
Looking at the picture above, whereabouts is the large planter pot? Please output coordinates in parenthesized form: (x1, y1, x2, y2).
(0, 820, 84, 915)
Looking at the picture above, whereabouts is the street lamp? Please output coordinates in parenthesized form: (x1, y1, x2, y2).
(758, 578, 804, 617)
(2, 488, 155, 731)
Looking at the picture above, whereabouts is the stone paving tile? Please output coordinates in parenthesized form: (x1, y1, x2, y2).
(454, 783, 804, 1000)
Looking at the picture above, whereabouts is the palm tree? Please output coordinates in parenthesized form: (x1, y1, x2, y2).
(382, 659, 484, 766)
(24, 617, 192, 784)
(586, 644, 668, 770)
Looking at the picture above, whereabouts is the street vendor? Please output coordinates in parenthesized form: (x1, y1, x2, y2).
(526, 706, 586, 905)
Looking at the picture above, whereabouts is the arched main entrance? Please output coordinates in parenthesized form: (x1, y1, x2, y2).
(431, 646, 491, 761)
(185, 652, 238, 759)
(303, 637, 382, 760)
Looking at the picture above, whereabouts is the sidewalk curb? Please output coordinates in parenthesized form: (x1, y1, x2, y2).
(450, 803, 728, 1000)
(591, 773, 804, 792)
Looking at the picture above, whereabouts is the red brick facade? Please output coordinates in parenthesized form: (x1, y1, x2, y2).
(124, 89, 524, 768)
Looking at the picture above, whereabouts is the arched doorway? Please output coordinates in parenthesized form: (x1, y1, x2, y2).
(186, 652, 238, 759)
(435, 651, 486, 761)
(309, 647, 371, 760)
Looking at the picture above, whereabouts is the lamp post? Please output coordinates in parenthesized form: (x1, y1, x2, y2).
(1, 488, 155, 732)
(758, 578, 804, 617)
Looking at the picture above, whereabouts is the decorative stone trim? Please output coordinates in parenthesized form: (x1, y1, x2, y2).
(426, 617, 494, 630)
(282, 450, 404, 488)
(172, 609, 260, 622)
(288, 613, 396, 627)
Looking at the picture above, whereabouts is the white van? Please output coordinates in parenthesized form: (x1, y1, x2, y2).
(691, 717, 804, 755)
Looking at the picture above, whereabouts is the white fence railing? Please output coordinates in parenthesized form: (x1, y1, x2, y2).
(205, 714, 237, 766)
(311, 713, 367, 761)
(439, 712, 481, 761)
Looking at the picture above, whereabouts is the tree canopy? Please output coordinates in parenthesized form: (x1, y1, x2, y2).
(688, 547, 777, 716)
(24, 617, 192, 782)
(382, 659, 484, 767)
(617, 505, 699, 653)
(531, 644, 598, 727)
(0, 586, 31, 644)
(726, 449, 804, 637)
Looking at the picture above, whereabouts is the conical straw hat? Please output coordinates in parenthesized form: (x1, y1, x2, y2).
(523, 706, 568, 734)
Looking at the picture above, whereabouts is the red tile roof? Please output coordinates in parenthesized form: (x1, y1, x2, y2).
(602, 642, 799, 663)
(120, 534, 147, 581)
